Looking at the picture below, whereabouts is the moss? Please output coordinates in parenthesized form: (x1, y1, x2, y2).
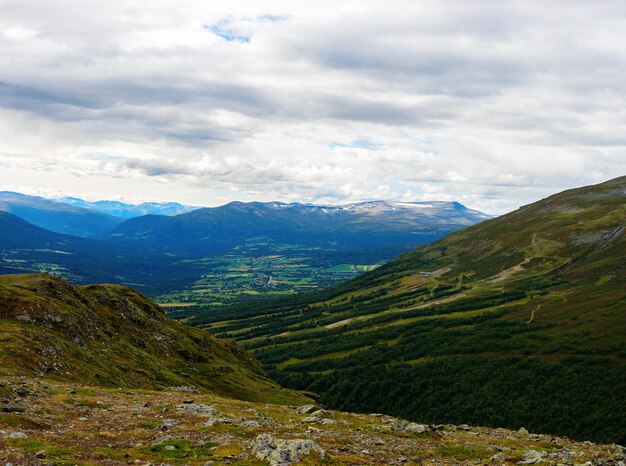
(433, 445, 492, 460)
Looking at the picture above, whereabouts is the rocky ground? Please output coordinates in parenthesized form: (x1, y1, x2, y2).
(0, 378, 623, 465)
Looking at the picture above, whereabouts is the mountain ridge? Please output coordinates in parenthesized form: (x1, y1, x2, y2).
(0, 273, 308, 405)
(0, 191, 123, 237)
(57, 196, 199, 219)
(108, 200, 490, 256)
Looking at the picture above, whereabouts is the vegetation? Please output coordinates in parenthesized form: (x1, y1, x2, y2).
(178, 176, 626, 443)
(0, 274, 309, 405)
(0, 378, 621, 465)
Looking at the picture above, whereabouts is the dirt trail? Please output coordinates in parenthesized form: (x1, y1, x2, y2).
(325, 318, 353, 329)
(493, 257, 532, 281)
(527, 304, 541, 324)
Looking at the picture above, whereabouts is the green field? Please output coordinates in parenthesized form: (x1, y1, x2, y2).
(155, 244, 383, 307)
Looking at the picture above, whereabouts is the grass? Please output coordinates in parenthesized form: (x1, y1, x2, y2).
(9, 438, 76, 458)
(433, 445, 492, 460)
(0, 274, 311, 407)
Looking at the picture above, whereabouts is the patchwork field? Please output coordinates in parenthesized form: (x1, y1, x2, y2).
(156, 246, 383, 306)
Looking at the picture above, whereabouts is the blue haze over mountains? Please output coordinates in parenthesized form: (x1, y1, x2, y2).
(0, 191, 490, 294)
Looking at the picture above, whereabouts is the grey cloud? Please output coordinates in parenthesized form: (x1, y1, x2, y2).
(0, 0, 625, 213)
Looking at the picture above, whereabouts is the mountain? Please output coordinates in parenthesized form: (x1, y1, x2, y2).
(0, 274, 307, 404)
(109, 200, 490, 255)
(0, 191, 123, 237)
(58, 196, 198, 219)
(0, 211, 202, 294)
(0, 199, 491, 305)
(187, 176, 626, 443)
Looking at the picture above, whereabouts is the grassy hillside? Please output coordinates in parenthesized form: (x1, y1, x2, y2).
(0, 274, 309, 405)
(183, 176, 626, 443)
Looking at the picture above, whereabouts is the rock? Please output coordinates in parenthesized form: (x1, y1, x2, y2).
(1, 404, 25, 413)
(518, 450, 545, 464)
(252, 433, 326, 466)
(518, 427, 529, 435)
(160, 419, 179, 431)
(301, 415, 335, 425)
(203, 462, 214, 466)
(164, 445, 176, 451)
(457, 424, 470, 431)
(490, 453, 505, 462)
(203, 416, 233, 427)
(9, 432, 28, 439)
(35, 450, 46, 459)
(78, 417, 88, 421)
(294, 404, 318, 415)
(167, 385, 201, 394)
(175, 403, 217, 416)
(405, 422, 429, 434)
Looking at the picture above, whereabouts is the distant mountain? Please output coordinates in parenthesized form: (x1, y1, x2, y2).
(109, 200, 490, 255)
(0, 274, 307, 404)
(58, 196, 198, 219)
(0, 191, 123, 237)
(194, 176, 626, 443)
(0, 211, 196, 294)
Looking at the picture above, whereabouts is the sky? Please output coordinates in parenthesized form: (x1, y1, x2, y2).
(0, 0, 625, 215)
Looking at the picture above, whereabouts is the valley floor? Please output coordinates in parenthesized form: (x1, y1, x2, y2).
(0, 378, 623, 465)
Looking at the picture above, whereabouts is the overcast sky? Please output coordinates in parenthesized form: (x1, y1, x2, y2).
(0, 0, 625, 214)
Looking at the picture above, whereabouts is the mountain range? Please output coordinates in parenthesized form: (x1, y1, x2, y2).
(57, 196, 198, 219)
(0, 191, 122, 237)
(108, 200, 490, 255)
(0, 193, 490, 299)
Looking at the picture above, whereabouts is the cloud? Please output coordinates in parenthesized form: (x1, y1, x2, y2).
(0, 0, 625, 214)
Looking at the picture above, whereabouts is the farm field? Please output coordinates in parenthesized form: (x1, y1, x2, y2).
(155, 244, 383, 306)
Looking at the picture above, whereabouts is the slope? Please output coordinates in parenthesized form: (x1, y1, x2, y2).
(0, 211, 208, 295)
(0, 191, 122, 237)
(0, 378, 622, 465)
(0, 274, 308, 405)
(190, 176, 626, 443)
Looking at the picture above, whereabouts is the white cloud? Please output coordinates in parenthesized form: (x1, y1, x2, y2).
(0, 0, 625, 214)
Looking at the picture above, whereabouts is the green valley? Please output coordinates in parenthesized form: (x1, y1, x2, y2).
(175, 176, 626, 444)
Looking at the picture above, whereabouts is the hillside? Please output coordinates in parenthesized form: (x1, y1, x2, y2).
(0, 274, 308, 405)
(0, 211, 201, 294)
(186, 176, 626, 443)
(108, 200, 489, 255)
(1, 379, 623, 465)
(0, 192, 122, 237)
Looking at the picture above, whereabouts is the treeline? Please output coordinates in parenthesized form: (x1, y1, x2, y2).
(271, 356, 626, 444)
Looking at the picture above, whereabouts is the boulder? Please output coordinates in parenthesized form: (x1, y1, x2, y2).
(405, 422, 429, 434)
(518, 450, 545, 464)
(1, 404, 25, 413)
(252, 433, 326, 466)
(294, 404, 318, 415)
(175, 404, 218, 416)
